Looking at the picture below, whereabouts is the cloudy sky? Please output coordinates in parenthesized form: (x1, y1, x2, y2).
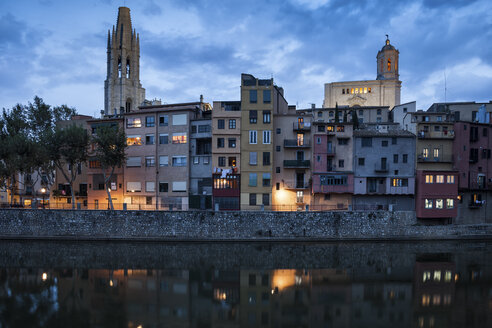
(1, 0, 491, 116)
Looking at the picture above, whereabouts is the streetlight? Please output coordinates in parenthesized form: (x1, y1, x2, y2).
(40, 187, 46, 209)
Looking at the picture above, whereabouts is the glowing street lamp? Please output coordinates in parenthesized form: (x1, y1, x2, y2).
(40, 187, 47, 209)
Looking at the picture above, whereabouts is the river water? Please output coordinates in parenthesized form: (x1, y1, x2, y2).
(0, 241, 491, 327)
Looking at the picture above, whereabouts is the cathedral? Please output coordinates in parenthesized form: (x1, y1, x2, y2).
(104, 7, 146, 116)
(323, 36, 401, 109)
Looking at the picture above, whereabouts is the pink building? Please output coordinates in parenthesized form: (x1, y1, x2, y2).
(415, 170, 458, 219)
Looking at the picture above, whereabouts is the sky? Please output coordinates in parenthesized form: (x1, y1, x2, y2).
(0, 0, 491, 116)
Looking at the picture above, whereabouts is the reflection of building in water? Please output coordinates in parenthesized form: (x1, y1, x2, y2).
(413, 254, 455, 328)
(211, 270, 240, 327)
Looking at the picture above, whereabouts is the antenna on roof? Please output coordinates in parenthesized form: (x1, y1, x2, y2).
(444, 68, 447, 104)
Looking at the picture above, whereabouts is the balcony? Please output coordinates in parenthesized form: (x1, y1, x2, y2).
(293, 122, 311, 131)
(283, 160, 310, 168)
(284, 180, 310, 190)
(327, 146, 336, 156)
(417, 130, 455, 139)
(417, 155, 453, 163)
(374, 163, 389, 172)
(284, 139, 311, 148)
(468, 201, 483, 209)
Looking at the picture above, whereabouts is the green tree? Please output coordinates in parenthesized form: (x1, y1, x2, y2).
(351, 109, 359, 129)
(91, 124, 127, 210)
(47, 124, 89, 209)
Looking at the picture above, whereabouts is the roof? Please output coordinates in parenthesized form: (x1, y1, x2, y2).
(354, 129, 415, 138)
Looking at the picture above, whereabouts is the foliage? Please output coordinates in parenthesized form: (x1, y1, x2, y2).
(91, 124, 127, 210)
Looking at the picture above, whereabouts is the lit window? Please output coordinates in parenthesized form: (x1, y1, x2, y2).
(422, 148, 429, 158)
(422, 294, 430, 306)
(446, 199, 454, 209)
(433, 148, 439, 158)
(432, 294, 441, 305)
(436, 199, 443, 209)
(336, 126, 345, 132)
(368, 87, 371, 93)
(447, 175, 455, 183)
(392, 178, 401, 187)
(423, 271, 431, 282)
(126, 135, 142, 146)
(172, 133, 187, 144)
(425, 175, 433, 183)
(444, 271, 452, 282)
(434, 270, 441, 281)
(436, 175, 444, 183)
(127, 117, 141, 128)
(425, 199, 433, 209)
(387, 58, 391, 71)
(350, 88, 354, 94)
(326, 125, 334, 132)
(364, 87, 367, 93)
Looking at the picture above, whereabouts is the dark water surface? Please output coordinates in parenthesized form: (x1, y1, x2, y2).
(0, 241, 491, 327)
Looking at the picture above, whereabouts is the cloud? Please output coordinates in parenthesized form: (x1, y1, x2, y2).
(288, 0, 331, 10)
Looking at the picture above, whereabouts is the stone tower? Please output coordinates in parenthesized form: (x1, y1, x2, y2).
(376, 36, 399, 80)
(104, 7, 145, 116)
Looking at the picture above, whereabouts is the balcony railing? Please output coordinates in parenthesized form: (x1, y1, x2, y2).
(327, 146, 336, 156)
(374, 163, 389, 172)
(417, 130, 455, 139)
(468, 201, 483, 209)
(283, 160, 310, 168)
(417, 155, 453, 163)
(283, 180, 310, 189)
(293, 122, 311, 131)
(284, 139, 311, 148)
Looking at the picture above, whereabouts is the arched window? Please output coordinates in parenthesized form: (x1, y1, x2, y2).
(126, 58, 130, 78)
(118, 57, 122, 78)
(380, 59, 384, 72)
(126, 99, 132, 113)
(387, 58, 391, 71)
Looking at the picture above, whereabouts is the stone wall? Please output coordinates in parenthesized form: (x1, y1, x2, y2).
(0, 209, 491, 241)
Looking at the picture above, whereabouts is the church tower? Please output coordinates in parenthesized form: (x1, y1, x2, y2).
(104, 7, 145, 116)
(376, 36, 399, 80)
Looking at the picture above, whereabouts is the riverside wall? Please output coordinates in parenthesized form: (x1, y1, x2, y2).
(0, 209, 491, 241)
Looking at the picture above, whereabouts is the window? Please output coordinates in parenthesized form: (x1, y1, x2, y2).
(249, 110, 257, 124)
(329, 111, 334, 117)
(228, 157, 236, 167)
(159, 156, 168, 167)
(193, 156, 199, 164)
(218, 119, 225, 129)
(403, 154, 408, 163)
(262, 173, 271, 187)
(263, 131, 271, 144)
(249, 90, 257, 103)
(217, 138, 225, 148)
(338, 160, 344, 168)
(276, 146, 280, 152)
(263, 110, 271, 123)
(434, 125, 440, 131)
(159, 182, 168, 192)
(159, 134, 168, 144)
(377, 109, 382, 115)
(191, 125, 197, 134)
(249, 173, 257, 187)
(422, 148, 429, 158)
(172, 156, 187, 167)
(317, 137, 321, 144)
(228, 138, 236, 148)
(127, 117, 141, 128)
(172, 133, 187, 144)
(172, 114, 186, 125)
(146, 181, 155, 192)
(393, 154, 398, 163)
(172, 181, 186, 192)
(127, 182, 141, 192)
(358, 158, 365, 166)
(320, 175, 348, 186)
(338, 138, 348, 145)
(336, 126, 344, 132)
(145, 156, 155, 167)
(249, 152, 257, 165)
(318, 111, 323, 117)
(392, 137, 397, 145)
(229, 119, 236, 129)
(447, 175, 455, 183)
(327, 125, 334, 132)
(263, 152, 270, 166)
(436, 175, 444, 183)
(198, 125, 210, 133)
(436, 199, 444, 209)
(276, 167, 280, 173)
(218, 157, 226, 167)
(317, 155, 321, 162)
(159, 115, 168, 126)
(126, 156, 141, 167)
(484, 128, 488, 137)
(447, 198, 454, 208)
(382, 140, 388, 147)
(249, 130, 257, 144)
(145, 116, 155, 127)
(276, 182, 280, 190)
(145, 134, 155, 145)
(433, 148, 439, 158)
(276, 128, 281, 134)
(391, 178, 408, 187)
(262, 193, 270, 205)
(249, 193, 256, 205)
(127, 135, 142, 146)
(425, 199, 433, 209)
(361, 137, 372, 147)
(425, 175, 433, 183)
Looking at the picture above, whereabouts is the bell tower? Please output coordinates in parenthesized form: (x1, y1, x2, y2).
(104, 7, 145, 116)
(376, 35, 399, 80)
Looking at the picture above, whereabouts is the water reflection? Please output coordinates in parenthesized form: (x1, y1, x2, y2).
(0, 243, 492, 327)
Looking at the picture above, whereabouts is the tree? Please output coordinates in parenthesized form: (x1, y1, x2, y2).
(47, 124, 89, 209)
(351, 110, 359, 129)
(0, 105, 35, 205)
(91, 124, 127, 210)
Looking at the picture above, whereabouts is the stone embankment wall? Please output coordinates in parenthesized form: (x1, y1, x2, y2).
(1, 209, 492, 241)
